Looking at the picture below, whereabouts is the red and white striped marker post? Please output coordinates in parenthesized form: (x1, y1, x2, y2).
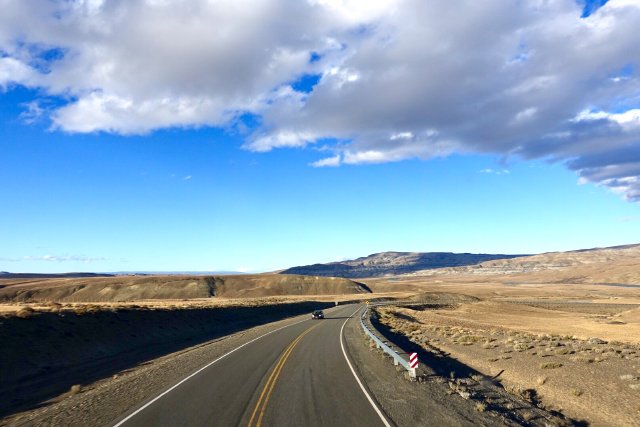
(409, 352, 418, 377)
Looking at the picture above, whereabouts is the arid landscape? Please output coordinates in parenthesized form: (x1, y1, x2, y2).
(357, 244, 640, 426)
(1, 243, 639, 426)
(4, 3, 640, 425)
(0, 273, 370, 303)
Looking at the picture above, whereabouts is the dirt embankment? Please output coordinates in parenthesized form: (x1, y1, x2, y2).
(0, 274, 369, 302)
(0, 300, 334, 419)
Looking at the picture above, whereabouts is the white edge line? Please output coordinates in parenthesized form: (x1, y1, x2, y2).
(340, 306, 392, 427)
(112, 314, 313, 426)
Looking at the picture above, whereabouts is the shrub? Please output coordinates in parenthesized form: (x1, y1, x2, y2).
(16, 307, 35, 319)
(539, 362, 563, 369)
(514, 343, 533, 352)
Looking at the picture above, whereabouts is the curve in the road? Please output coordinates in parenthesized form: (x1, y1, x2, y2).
(112, 316, 310, 427)
(113, 304, 389, 427)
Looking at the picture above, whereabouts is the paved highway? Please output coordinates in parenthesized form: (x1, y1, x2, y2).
(113, 304, 390, 426)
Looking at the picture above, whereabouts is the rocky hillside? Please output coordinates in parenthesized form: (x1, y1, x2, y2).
(281, 251, 524, 278)
(409, 244, 640, 283)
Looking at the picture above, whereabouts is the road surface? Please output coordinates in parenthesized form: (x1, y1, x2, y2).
(113, 304, 389, 426)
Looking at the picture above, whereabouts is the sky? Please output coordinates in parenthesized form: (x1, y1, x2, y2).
(1, 0, 640, 273)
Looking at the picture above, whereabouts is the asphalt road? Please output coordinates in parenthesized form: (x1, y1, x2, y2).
(113, 304, 389, 427)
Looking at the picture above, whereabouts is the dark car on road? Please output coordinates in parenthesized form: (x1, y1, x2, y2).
(311, 310, 324, 319)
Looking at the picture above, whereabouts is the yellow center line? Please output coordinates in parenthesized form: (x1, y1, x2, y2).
(247, 335, 299, 426)
(247, 322, 322, 427)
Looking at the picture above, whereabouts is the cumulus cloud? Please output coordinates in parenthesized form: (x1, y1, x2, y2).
(1, 0, 640, 201)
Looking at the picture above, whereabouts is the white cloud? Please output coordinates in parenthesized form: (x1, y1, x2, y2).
(480, 168, 510, 175)
(310, 155, 341, 167)
(574, 108, 640, 130)
(2, 0, 640, 201)
(0, 57, 36, 88)
(390, 132, 414, 141)
(19, 101, 45, 124)
(513, 107, 538, 123)
(245, 130, 317, 152)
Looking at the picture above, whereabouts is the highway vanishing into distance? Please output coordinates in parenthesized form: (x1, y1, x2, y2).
(113, 304, 390, 426)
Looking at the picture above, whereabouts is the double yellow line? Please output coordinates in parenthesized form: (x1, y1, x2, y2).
(247, 322, 321, 427)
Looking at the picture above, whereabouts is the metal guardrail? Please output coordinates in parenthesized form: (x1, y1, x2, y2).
(359, 307, 416, 379)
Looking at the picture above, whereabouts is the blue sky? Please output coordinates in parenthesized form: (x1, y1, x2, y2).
(1, 0, 640, 273)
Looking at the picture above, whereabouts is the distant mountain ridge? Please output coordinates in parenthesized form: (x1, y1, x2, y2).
(408, 243, 640, 280)
(281, 251, 525, 278)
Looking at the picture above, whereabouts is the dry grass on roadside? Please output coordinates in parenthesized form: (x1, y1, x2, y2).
(539, 362, 563, 369)
(374, 301, 640, 427)
(15, 307, 35, 319)
(68, 384, 81, 396)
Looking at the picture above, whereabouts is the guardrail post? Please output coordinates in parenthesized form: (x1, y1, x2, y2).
(360, 305, 421, 380)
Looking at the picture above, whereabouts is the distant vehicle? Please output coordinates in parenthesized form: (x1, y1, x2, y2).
(311, 310, 324, 319)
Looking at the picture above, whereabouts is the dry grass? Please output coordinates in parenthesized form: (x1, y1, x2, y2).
(375, 297, 640, 427)
(0, 273, 388, 304)
(0, 291, 412, 317)
(539, 362, 563, 369)
(15, 307, 35, 319)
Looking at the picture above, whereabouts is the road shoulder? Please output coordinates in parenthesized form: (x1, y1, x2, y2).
(342, 309, 504, 427)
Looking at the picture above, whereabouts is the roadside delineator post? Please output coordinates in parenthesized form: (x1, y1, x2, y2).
(409, 352, 418, 378)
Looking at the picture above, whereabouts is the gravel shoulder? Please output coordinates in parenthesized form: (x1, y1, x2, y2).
(342, 308, 502, 426)
(343, 308, 582, 426)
